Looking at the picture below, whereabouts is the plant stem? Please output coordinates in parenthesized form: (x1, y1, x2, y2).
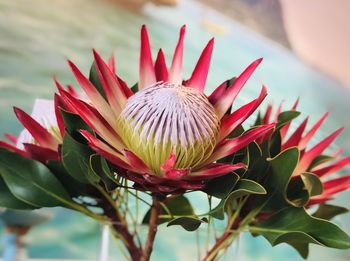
(202, 224, 239, 261)
(99, 189, 143, 261)
(141, 195, 162, 261)
(104, 202, 143, 261)
(202, 197, 247, 261)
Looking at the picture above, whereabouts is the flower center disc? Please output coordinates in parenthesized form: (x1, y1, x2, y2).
(118, 83, 220, 174)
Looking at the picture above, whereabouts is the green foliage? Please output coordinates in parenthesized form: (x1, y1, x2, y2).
(203, 172, 240, 199)
(143, 195, 195, 225)
(251, 207, 350, 258)
(300, 172, 323, 197)
(0, 148, 72, 208)
(264, 148, 300, 208)
(167, 217, 207, 232)
(46, 160, 92, 198)
(131, 82, 138, 93)
(62, 132, 97, 184)
(142, 195, 209, 232)
(312, 204, 349, 220)
(308, 155, 334, 170)
(89, 62, 106, 99)
(276, 111, 300, 129)
(90, 155, 119, 191)
(0, 176, 35, 210)
(209, 179, 267, 220)
(60, 109, 92, 139)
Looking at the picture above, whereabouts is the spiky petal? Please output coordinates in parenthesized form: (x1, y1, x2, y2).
(139, 25, 156, 90)
(213, 58, 263, 119)
(169, 25, 186, 85)
(185, 38, 214, 92)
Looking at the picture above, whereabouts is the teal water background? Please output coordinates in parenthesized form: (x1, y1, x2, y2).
(0, 0, 350, 260)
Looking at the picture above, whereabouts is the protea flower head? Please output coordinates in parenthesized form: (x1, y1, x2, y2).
(260, 101, 350, 205)
(0, 99, 64, 162)
(57, 25, 275, 193)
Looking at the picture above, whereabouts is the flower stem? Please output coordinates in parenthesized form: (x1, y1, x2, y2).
(202, 225, 240, 261)
(202, 197, 248, 261)
(97, 186, 143, 261)
(103, 201, 143, 261)
(141, 195, 162, 261)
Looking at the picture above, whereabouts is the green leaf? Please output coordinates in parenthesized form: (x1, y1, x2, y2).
(0, 148, 72, 208)
(167, 217, 207, 231)
(286, 172, 323, 208)
(269, 131, 282, 158)
(251, 207, 350, 258)
(242, 142, 268, 181)
(60, 110, 92, 141)
(264, 148, 300, 208)
(47, 160, 91, 197)
(231, 179, 266, 196)
(300, 172, 323, 197)
(203, 172, 240, 199)
(313, 204, 349, 220)
(276, 111, 300, 129)
(62, 132, 96, 184)
(89, 62, 106, 99)
(90, 154, 118, 191)
(284, 240, 309, 259)
(209, 179, 266, 220)
(142, 195, 194, 224)
(308, 155, 334, 171)
(254, 112, 262, 126)
(0, 176, 36, 210)
(131, 82, 138, 93)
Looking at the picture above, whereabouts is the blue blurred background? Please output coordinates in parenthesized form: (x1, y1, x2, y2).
(0, 0, 350, 260)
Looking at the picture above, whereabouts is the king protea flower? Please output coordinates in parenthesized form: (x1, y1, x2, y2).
(56, 25, 274, 193)
(260, 101, 350, 205)
(0, 99, 64, 162)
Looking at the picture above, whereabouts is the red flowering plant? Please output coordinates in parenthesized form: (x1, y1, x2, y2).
(0, 26, 349, 261)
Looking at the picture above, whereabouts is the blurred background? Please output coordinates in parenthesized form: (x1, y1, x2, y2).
(0, 0, 350, 260)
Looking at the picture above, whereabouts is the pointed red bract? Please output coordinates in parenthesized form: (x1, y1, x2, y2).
(280, 98, 300, 140)
(23, 143, 60, 162)
(155, 49, 169, 82)
(0, 141, 28, 157)
(108, 52, 116, 74)
(123, 149, 150, 173)
(4, 134, 17, 144)
(219, 86, 267, 141)
(139, 25, 156, 89)
(14, 107, 59, 150)
(206, 123, 275, 163)
(93, 49, 127, 114)
(214, 58, 263, 118)
(281, 117, 308, 151)
(165, 169, 189, 180)
(299, 112, 329, 150)
(169, 25, 186, 85)
(309, 175, 350, 205)
(208, 81, 228, 105)
(185, 38, 214, 92)
(274, 102, 283, 123)
(262, 104, 272, 125)
(59, 89, 125, 151)
(68, 60, 116, 125)
(187, 163, 245, 180)
(312, 156, 350, 177)
(161, 152, 176, 172)
(54, 94, 65, 138)
(117, 76, 133, 98)
(296, 128, 343, 174)
(80, 130, 130, 170)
